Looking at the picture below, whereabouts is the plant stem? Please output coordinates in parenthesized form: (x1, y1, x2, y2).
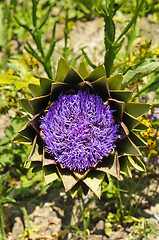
(0, 204, 7, 240)
(78, 189, 89, 239)
(116, 180, 124, 226)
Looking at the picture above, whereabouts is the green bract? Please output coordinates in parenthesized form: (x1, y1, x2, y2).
(13, 58, 150, 198)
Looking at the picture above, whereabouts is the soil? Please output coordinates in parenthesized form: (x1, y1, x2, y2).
(1, 14, 159, 240)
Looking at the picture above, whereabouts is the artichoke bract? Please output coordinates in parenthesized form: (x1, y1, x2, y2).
(13, 58, 150, 198)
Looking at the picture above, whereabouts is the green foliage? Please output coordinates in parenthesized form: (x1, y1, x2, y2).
(0, 0, 159, 239)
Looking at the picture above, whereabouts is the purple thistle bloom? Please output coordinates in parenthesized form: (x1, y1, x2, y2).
(40, 90, 120, 172)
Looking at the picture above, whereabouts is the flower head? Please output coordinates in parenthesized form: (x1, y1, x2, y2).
(13, 58, 151, 198)
(40, 90, 120, 172)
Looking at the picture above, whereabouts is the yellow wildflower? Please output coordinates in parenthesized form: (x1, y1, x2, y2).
(156, 48, 159, 57)
(33, 57, 38, 65)
(7, 69, 14, 75)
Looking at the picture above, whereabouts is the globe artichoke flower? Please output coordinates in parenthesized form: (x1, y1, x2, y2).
(13, 58, 150, 198)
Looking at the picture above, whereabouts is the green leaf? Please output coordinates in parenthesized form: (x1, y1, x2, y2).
(20, 98, 34, 116)
(82, 170, 105, 199)
(122, 112, 139, 130)
(78, 61, 89, 78)
(96, 152, 120, 179)
(28, 84, 41, 97)
(115, 0, 145, 44)
(43, 165, 59, 185)
(0, 73, 18, 84)
(40, 78, 53, 95)
(107, 74, 123, 90)
(81, 48, 97, 69)
(116, 136, 141, 157)
(50, 83, 72, 102)
(81, 182, 89, 196)
(56, 58, 70, 82)
(12, 134, 32, 145)
(109, 99, 125, 120)
(122, 61, 159, 88)
(64, 68, 83, 84)
(129, 131, 147, 147)
(57, 168, 78, 192)
(133, 74, 159, 100)
(45, 21, 57, 62)
(26, 135, 42, 162)
(119, 156, 132, 177)
(9, 59, 29, 80)
(29, 95, 50, 115)
(31, 161, 42, 172)
(104, 14, 115, 46)
(84, 65, 106, 82)
(133, 122, 148, 131)
(37, 4, 52, 30)
(14, 81, 28, 90)
(110, 90, 131, 102)
(18, 124, 35, 141)
(91, 77, 110, 101)
(70, 182, 81, 198)
(14, 16, 32, 32)
(128, 156, 145, 171)
(125, 103, 151, 118)
(104, 220, 112, 237)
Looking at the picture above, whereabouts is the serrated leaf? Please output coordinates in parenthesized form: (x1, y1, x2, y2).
(78, 61, 89, 78)
(107, 74, 123, 90)
(84, 65, 106, 82)
(110, 90, 131, 102)
(122, 60, 159, 88)
(82, 170, 105, 199)
(128, 156, 145, 171)
(91, 76, 110, 101)
(96, 152, 120, 179)
(125, 103, 151, 118)
(64, 68, 83, 84)
(43, 165, 58, 185)
(56, 58, 70, 82)
(57, 168, 78, 192)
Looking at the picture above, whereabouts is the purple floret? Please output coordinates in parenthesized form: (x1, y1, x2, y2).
(40, 90, 120, 172)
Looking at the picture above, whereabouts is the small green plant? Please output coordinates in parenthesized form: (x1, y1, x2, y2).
(0, 173, 16, 240)
(131, 218, 159, 239)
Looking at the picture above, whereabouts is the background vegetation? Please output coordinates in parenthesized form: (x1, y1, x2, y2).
(0, 0, 159, 239)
